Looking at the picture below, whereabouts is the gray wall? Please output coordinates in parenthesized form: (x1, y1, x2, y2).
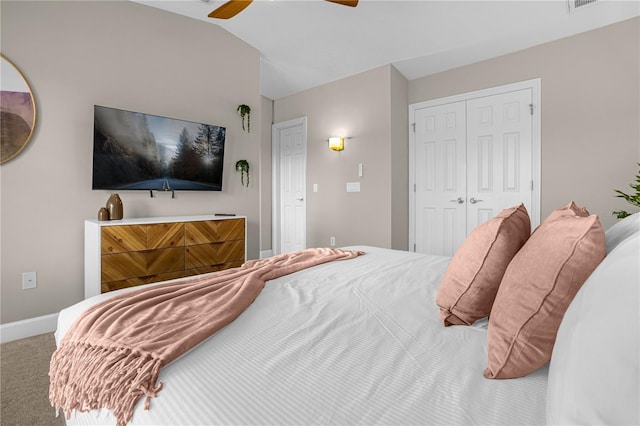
(408, 17, 640, 230)
(1, 0, 262, 323)
(259, 96, 273, 255)
(390, 66, 409, 250)
(273, 65, 409, 251)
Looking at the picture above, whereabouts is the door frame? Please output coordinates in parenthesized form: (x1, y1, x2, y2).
(408, 78, 541, 252)
(272, 116, 308, 255)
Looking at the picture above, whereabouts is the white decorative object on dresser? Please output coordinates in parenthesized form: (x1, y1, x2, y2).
(84, 215, 246, 298)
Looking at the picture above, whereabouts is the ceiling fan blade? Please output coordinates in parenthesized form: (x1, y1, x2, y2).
(208, 0, 253, 19)
(325, 0, 359, 7)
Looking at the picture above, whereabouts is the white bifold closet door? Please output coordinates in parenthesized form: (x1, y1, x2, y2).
(412, 86, 535, 256)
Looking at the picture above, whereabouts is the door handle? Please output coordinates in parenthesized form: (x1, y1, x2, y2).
(469, 197, 484, 204)
(449, 197, 464, 204)
(297, 198, 304, 202)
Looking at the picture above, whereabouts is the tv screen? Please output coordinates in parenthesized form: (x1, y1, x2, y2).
(92, 105, 225, 191)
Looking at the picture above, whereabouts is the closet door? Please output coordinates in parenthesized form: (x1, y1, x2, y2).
(410, 80, 539, 256)
(466, 89, 533, 230)
(413, 101, 467, 256)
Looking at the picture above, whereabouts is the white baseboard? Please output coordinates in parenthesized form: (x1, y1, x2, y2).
(259, 249, 273, 259)
(1, 313, 58, 344)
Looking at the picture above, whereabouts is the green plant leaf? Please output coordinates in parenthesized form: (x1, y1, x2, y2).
(235, 160, 250, 187)
(612, 163, 640, 217)
(237, 104, 251, 132)
(613, 210, 631, 219)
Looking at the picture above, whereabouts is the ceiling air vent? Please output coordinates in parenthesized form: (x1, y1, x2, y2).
(568, 0, 598, 13)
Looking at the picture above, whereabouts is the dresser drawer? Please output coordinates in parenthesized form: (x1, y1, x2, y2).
(86, 216, 246, 297)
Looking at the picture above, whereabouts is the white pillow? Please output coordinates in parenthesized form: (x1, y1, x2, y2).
(546, 233, 639, 425)
(605, 211, 640, 254)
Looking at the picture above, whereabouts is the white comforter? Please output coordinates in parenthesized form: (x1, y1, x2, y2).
(55, 246, 547, 425)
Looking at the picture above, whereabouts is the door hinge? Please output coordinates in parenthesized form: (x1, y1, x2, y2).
(413, 183, 416, 192)
(529, 104, 534, 115)
(413, 243, 416, 252)
(530, 180, 534, 191)
(411, 122, 416, 132)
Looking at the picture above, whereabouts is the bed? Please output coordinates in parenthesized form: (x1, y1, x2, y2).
(53, 211, 640, 426)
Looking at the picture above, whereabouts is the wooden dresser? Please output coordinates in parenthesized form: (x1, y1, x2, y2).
(84, 215, 246, 298)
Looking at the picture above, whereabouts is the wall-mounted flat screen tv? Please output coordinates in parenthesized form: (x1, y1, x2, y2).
(92, 105, 225, 191)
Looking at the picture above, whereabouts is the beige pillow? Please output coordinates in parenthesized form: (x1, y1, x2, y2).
(485, 203, 605, 379)
(436, 204, 530, 326)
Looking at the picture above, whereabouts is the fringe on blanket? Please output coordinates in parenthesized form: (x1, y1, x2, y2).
(49, 342, 163, 426)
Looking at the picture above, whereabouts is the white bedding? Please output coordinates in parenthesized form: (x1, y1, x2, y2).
(55, 246, 547, 425)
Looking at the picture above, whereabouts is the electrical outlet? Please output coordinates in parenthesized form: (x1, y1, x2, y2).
(330, 237, 336, 247)
(22, 272, 37, 290)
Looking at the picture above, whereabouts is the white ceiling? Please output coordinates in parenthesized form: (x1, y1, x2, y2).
(133, 0, 639, 100)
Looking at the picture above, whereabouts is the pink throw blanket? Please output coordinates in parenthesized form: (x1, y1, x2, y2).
(49, 248, 363, 426)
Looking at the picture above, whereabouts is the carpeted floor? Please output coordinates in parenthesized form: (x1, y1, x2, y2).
(1, 333, 65, 425)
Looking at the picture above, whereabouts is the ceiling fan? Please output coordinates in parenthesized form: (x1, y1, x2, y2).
(208, 0, 359, 19)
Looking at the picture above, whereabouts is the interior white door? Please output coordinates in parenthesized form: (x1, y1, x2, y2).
(410, 80, 539, 256)
(272, 118, 307, 254)
(466, 89, 533, 229)
(413, 101, 467, 256)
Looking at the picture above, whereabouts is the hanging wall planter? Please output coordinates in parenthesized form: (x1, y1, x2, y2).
(237, 104, 251, 133)
(235, 159, 250, 187)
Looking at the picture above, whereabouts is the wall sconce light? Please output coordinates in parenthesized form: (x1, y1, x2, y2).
(328, 136, 345, 152)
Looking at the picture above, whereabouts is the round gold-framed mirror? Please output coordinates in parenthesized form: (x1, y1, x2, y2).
(1, 54, 37, 164)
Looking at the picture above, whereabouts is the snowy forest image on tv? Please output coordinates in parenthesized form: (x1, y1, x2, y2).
(92, 105, 225, 191)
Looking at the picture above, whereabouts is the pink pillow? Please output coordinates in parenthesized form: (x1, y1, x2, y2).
(436, 204, 530, 326)
(485, 203, 605, 379)
(544, 201, 589, 222)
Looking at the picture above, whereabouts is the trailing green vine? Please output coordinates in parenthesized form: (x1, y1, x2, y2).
(237, 104, 251, 133)
(235, 159, 250, 187)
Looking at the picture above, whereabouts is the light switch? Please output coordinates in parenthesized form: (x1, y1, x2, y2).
(358, 163, 363, 177)
(346, 182, 361, 192)
(313, 183, 318, 193)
